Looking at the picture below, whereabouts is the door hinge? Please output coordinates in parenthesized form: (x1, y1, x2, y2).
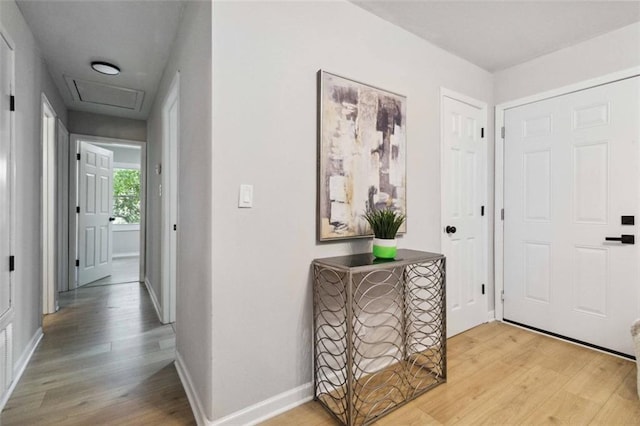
(9, 95, 15, 112)
(482, 284, 485, 295)
(75, 259, 80, 267)
(9, 256, 14, 272)
(76, 206, 80, 213)
(501, 208, 504, 221)
(481, 127, 485, 138)
(173, 224, 177, 231)
(501, 290, 505, 302)
(481, 205, 485, 216)
(501, 126, 505, 139)
(77, 153, 81, 161)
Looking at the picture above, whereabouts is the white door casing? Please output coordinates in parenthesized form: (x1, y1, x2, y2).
(0, 32, 13, 320)
(441, 90, 488, 337)
(161, 72, 179, 324)
(41, 95, 57, 314)
(78, 142, 113, 286)
(503, 76, 639, 356)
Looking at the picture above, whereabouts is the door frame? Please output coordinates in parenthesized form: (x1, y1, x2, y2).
(494, 66, 640, 321)
(68, 134, 147, 289)
(41, 94, 57, 314)
(439, 88, 490, 330)
(0, 26, 15, 328)
(161, 72, 179, 324)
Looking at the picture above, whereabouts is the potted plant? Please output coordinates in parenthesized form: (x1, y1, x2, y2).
(363, 208, 406, 259)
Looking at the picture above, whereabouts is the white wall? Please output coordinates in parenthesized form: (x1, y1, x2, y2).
(68, 110, 146, 142)
(494, 22, 640, 104)
(212, 1, 493, 421)
(146, 0, 212, 420)
(0, 0, 67, 386)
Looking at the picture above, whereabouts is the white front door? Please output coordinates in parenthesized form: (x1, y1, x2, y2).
(78, 142, 114, 286)
(0, 34, 12, 318)
(441, 94, 487, 337)
(504, 76, 639, 356)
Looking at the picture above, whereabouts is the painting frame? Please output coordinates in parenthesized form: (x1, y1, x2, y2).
(317, 70, 407, 242)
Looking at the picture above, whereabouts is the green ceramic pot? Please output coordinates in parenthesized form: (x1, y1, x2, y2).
(372, 238, 397, 259)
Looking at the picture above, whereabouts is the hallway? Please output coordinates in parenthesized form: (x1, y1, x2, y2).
(1, 283, 194, 425)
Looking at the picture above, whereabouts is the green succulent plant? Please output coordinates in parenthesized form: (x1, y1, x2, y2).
(363, 208, 406, 239)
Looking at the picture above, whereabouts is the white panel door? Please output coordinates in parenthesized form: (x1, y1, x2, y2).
(0, 35, 12, 318)
(78, 142, 113, 286)
(442, 95, 487, 337)
(504, 76, 639, 356)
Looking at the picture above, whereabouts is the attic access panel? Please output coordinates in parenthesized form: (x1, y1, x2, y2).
(64, 75, 145, 111)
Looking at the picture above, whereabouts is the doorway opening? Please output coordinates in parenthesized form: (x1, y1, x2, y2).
(68, 135, 147, 290)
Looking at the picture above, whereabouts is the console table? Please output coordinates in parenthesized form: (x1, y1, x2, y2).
(312, 249, 446, 425)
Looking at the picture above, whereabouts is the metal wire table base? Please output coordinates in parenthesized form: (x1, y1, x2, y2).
(313, 250, 446, 426)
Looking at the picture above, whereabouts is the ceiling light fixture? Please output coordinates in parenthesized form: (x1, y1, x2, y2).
(91, 61, 120, 76)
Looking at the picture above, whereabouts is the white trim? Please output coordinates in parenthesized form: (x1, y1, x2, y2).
(113, 161, 140, 170)
(161, 72, 180, 324)
(212, 383, 313, 426)
(113, 223, 140, 232)
(487, 310, 496, 322)
(41, 94, 57, 314)
(113, 252, 140, 259)
(69, 134, 147, 288)
(440, 87, 490, 330)
(144, 277, 163, 323)
(0, 328, 43, 411)
(493, 66, 640, 321)
(175, 350, 211, 426)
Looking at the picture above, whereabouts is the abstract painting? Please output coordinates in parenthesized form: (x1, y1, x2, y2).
(318, 70, 407, 241)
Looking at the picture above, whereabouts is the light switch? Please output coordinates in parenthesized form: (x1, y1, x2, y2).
(239, 184, 253, 208)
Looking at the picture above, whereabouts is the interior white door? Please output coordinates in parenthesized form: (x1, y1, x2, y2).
(504, 76, 639, 356)
(442, 95, 487, 337)
(0, 34, 12, 318)
(78, 142, 114, 286)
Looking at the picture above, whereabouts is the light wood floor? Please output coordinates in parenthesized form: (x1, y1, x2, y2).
(83, 256, 140, 287)
(265, 322, 640, 425)
(1, 282, 195, 425)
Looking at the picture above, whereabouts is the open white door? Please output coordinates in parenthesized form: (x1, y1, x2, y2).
(161, 73, 179, 324)
(503, 76, 639, 356)
(441, 91, 488, 337)
(78, 142, 114, 286)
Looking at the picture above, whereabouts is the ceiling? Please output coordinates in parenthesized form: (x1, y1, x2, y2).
(352, 1, 640, 72)
(17, 0, 185, 120)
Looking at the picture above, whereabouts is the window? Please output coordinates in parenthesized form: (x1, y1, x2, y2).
(113, 169, 140, 224)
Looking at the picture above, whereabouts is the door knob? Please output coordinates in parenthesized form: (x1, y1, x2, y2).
(445, 226, 457, 234)
(605, 234, 634, 244)
(108, 217, 116, 222)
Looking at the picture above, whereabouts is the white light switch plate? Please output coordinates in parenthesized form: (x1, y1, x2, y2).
(239, 184, 253, 208)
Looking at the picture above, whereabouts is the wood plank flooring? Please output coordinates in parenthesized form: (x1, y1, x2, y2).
(1, 282, 195, 425)
(265, 322, 640, 425)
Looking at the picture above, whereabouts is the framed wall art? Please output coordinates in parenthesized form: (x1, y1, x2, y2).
(318, 70, 407, 241)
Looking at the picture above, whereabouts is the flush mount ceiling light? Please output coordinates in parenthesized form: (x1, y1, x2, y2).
(91, 61, 120, 76)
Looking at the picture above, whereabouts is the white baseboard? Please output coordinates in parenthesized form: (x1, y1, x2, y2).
(0, 327, 43, 411)
(487, 310, 496, 322)
(212, 382, 313, 426)
(113, 252, 140, 259)
(175, 350, 212, 426)
(144, 277, 163, 323)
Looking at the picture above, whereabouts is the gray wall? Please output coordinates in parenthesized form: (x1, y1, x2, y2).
(212, 0, 493, 420)
(146, 0, 212, 419)
(0, 0, 67, 377)
(68, 110, 146, 142)
(494, 22, 640, 104)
